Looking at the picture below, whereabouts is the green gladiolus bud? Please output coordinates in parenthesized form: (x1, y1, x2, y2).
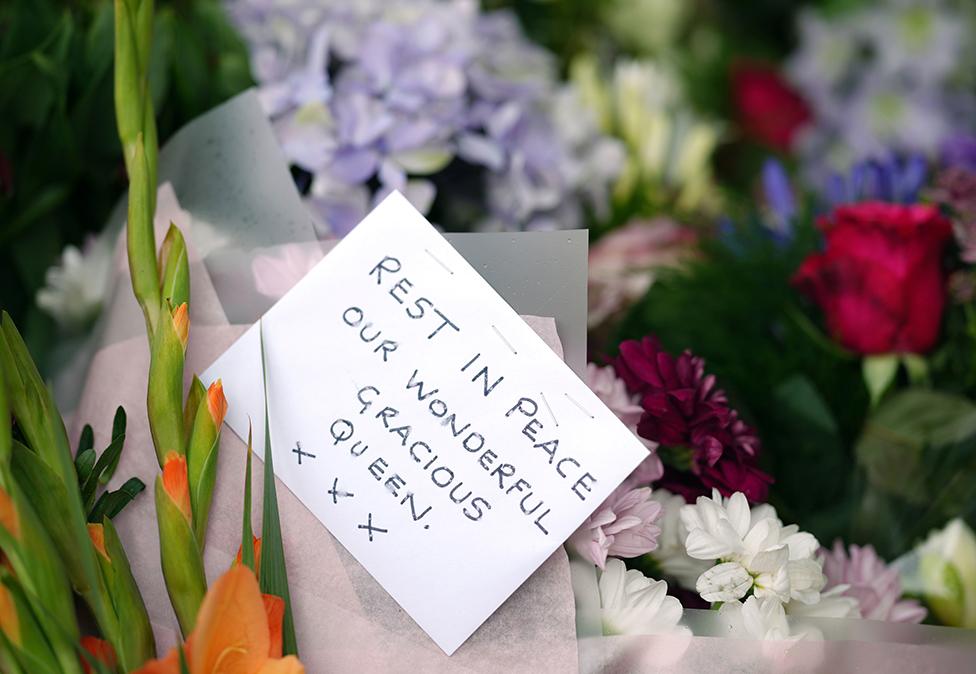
(158, 223, 190, 311)
(155, 453, 206, 636)
(148, 302, 188, 466)
(88, 520, 155, 668)
(188, 380, 227, 550)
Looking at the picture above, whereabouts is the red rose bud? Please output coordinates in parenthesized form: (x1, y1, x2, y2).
(731, 62, 810, 152)
(793, 202, 953, 355)
(162, 453, 192, 522)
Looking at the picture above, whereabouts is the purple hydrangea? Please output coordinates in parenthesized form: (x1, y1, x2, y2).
(227, 0, 622, 236)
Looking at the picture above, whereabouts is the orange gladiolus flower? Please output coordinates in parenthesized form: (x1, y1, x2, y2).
(0, 487, 20, 540)
(0, 583, 19, 646)
(162, 452, 192, 522)
(80, 636, 116, 674)
(207, 379, 228, 427)
(235, 535, 262, 577)
(172, 303, 189, 348)
(135, 565, 303, 674)
(87, 523, 109, 561)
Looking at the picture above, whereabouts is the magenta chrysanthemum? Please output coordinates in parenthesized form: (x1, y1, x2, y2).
(614, 336, 772, 502)
(820, 541, 927, 623)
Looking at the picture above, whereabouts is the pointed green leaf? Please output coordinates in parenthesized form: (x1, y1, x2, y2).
(88, 477, 146, 523)
(258, 321, 298, 656)
(82, 433, 126, 511)
(98, 517, 156, 667)
(76, 424, 94, 457)
(183, 376, 206, 449)
(99, 406, 128, 484)
(190, 437, 219, 550)
(240, 423, 254, 572)
(74, 448, 97, 492)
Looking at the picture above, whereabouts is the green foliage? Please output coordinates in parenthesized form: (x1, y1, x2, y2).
(617, 217, 869, 541)
(258, 322, 298, 657)
(0, 0, 252, 365)
(853, 389, 976, 558)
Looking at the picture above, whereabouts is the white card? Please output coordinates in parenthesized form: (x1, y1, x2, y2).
(203, 192, 648, 654)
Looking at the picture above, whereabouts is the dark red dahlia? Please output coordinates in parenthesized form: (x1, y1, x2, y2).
(615, 336, 772, 502)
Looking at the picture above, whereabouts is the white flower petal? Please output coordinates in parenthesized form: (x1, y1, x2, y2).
(696, 562, 752, 602)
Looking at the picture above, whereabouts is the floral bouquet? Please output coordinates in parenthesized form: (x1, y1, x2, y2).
(5, 0, 976, 672)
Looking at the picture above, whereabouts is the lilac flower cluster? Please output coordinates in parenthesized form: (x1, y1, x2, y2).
(787, 1, 976, 179)
(226, 0, 623, 236)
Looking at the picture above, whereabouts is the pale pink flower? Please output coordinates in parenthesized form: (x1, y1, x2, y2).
(569, 485, 663, 569)
(820, 541, 927, 623)
(586, 363, 663, 486)
(252, 243, 325, 298)
(588, 218, 697, 328)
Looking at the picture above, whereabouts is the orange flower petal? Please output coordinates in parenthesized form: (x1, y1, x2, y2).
(234, 536, 262, 578)
(207, 379, 228, 428)
(132, 643, 183, 674)
(87, 523, 110, 561)
(256, 656, 305, 674)
(172, 303, 189, 348)
(0, 487, 20, 540)
(0, 584, 19, 646)
(162, 452, 192, 521)
(80, 636, 116, 674)
(262, 594, 285, 659)
(191, 565, 270, 674)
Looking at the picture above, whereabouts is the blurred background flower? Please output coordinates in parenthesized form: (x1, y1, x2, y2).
(787, 0, 976, 180)
(227, 0, 624, 235)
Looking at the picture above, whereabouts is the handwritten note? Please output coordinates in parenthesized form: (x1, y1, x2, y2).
(203, 192, 648, 654)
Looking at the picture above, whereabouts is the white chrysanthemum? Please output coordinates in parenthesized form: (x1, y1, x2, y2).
(646, 489, 711, 590)
(680, 490, 824, 605)
(720, 595, 792, 641)
(785, 586, 860, 619)
(36, 236, 114, 331)
(598, 558, 688, 637)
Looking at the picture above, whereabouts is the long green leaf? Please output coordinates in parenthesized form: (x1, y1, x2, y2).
(240, 423, 254, 572)
(257, 321, 297, 656)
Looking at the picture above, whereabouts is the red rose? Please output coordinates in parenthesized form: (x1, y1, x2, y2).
(731, 62, 811, 151)
(793, 202, 953, 355)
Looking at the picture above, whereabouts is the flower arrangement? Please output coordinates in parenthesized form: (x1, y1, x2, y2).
(2, 0, 976, 669)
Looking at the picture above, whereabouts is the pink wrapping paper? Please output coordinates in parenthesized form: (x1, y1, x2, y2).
(71, 186, 579, 671)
